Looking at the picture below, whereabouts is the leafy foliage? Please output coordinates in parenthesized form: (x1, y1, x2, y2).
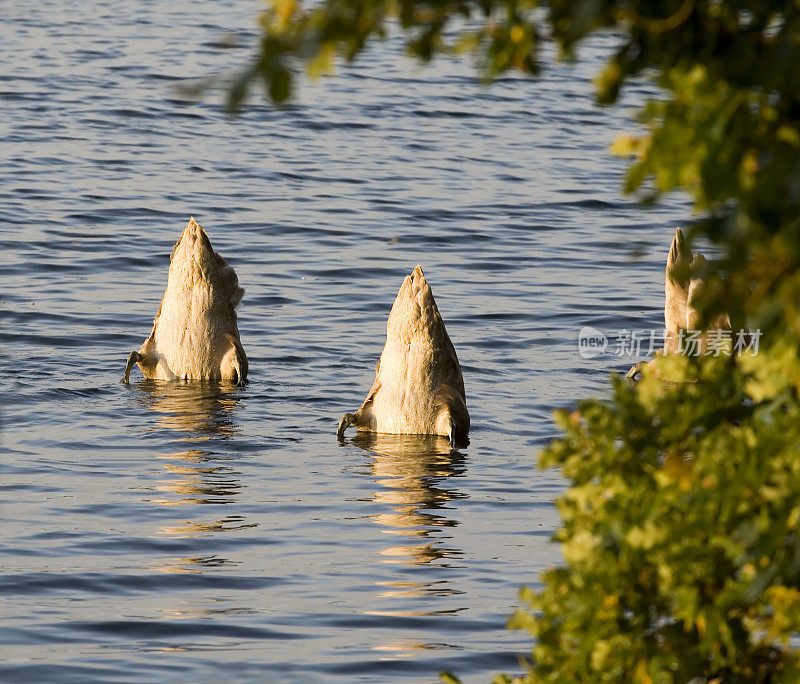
(508, 352, 800, 681)
(237, 0, 800, 680)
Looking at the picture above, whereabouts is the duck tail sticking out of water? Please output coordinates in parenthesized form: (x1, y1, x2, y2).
(337, 265, 469, 448)
(122, 217, 248, 385)
(663, 226, 694, 355)
(627, 227, 730, 380)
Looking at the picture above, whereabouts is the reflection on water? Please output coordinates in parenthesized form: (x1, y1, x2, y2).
(350, 432, 467, 619)
(153, 450, 243, 506)
(352, 432, 467, 566)
(153, 554, 242, 575)
(157, 514, 256, 535)
(135, 381, 254, 574)
(136, 380, 241, 440)
(372, 640, 462, 659)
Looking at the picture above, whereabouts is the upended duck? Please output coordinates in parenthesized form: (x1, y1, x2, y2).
(627, 227, 730, 379)
(122, 218, 248, 384)
(337, 266, 470, 447)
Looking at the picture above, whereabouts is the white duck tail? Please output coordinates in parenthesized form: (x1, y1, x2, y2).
(122, 218, 248, 384)
(628, 227, 730, 379)
(337, 266, 469, 447)
(664, 227, 693, 354)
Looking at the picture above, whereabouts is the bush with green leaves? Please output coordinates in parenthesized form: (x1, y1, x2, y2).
(233, 1, 800, 679)
(505, 351, 800, 681)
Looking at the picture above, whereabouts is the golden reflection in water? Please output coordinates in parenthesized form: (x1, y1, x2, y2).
(349, 432, 468, 626)
(370, 640, 462, 659)
(152, 553, 242, 575)
(156, 601, 259, 620)
(137, 379, 241, 441)
(351, 431, 466, 567)
(135, 380, 253, 574)
(157, 513, 256, 536)
(152, 449, 243, 507)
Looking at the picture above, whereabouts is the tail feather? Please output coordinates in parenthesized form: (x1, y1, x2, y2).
(664, 228, 693, 345)
(214, 251, 245, 311)
(666, 227, 693, 288)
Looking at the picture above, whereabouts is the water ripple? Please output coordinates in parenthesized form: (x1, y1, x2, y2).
(0, 2, 689, 680)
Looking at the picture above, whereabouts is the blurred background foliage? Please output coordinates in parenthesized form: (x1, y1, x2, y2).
(233, 0, 800, 680)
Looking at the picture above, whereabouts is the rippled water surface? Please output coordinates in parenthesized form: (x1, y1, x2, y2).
(1, 1, 691, 681)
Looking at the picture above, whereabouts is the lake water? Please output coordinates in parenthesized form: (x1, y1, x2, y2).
(1, 2, 691, 681)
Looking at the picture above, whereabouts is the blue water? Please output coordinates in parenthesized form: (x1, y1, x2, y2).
(1, 2, 690, 681)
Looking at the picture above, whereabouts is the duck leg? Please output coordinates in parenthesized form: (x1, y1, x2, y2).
(626, 361, 647, 380)
(337, 413, 357, 439)
(121, 351, 141, 384)
(221, 334, 248, 386)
